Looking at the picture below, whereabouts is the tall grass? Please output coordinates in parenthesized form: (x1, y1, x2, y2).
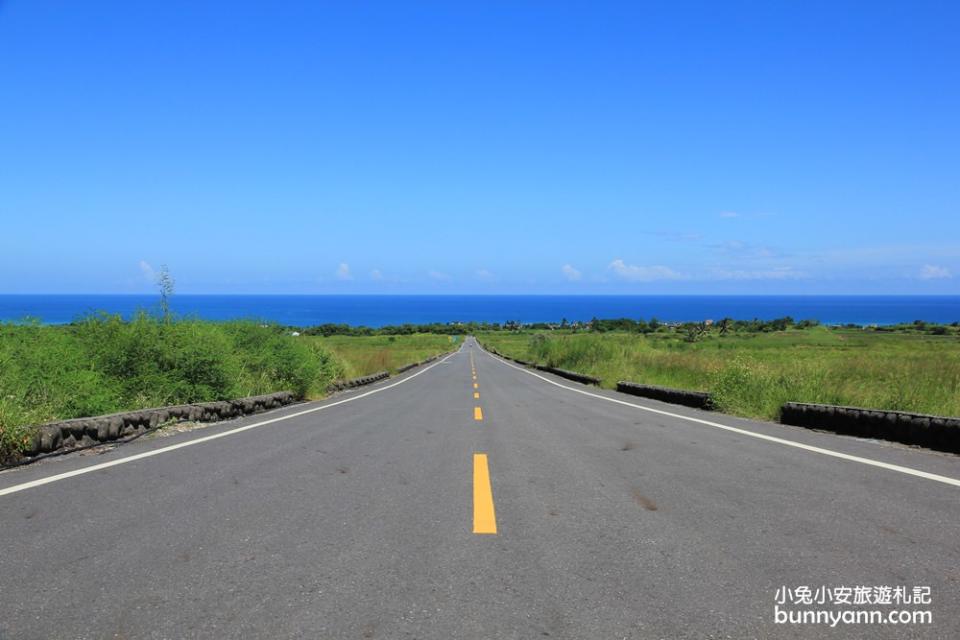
(310, 334, 457, 379)
(481, 329, 960, 421)
(0, 314, 343, 456)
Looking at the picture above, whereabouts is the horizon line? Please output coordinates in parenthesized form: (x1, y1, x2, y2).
(2, 292, 960, 298)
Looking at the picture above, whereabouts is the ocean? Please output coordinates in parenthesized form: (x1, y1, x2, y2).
(1, 295, 959, 327)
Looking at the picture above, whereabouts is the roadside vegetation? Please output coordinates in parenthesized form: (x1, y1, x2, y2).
(0, 314, 344, 457)
(479, 321, 960, 421)
(310, 334, 457, 379)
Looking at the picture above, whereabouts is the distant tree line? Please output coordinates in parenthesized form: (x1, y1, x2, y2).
(294, 316, 959, 338)
(300, 322, 504, 336)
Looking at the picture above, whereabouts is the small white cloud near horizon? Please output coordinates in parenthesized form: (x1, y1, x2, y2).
(428, 270, 452, 282)
(711, 240, 778, 259)
(608, 259, 683, 282)
(370, 269, 383, 281)
(475, 269, 494, 282)
(710, 266, 804, 281)
(919, 264, 952, 280)
(138, 260, 155, 283)
(561, 264, 582, 281)
(335, 263, 353, 281)
(719, 211, 740, 218)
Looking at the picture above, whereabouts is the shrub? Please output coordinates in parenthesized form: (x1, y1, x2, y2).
(0, 315, 342, 459)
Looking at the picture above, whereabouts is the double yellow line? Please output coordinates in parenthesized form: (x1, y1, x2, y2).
(470, 349, 497, 534)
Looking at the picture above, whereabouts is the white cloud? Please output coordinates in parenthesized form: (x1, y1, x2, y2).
(710, 266, 804, 281)
(428, 270, 451, 282)
(561, 264, 582, 281)
(608, 259, 683, 282)
(919, 264, 952, 280)
(719, 211, 740, 218)
(710, 240, 778, 259)
(335, 263, 352, 280)
(475, 269, 494, 281)
(138, 260, 155, 282)
(370, 269, 383, 281)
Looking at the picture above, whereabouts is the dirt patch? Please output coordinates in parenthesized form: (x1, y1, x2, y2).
(631, 488, 658, 511)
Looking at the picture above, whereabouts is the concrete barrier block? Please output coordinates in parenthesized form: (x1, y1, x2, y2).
(39, 425, 62, 453)
(535, 365, 601, 386)
(779, 402, 960, 454)
(617, 381, 713, 410)
(20, 430, 41, 456)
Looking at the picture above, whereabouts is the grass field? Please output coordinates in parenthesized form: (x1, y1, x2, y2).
(478, 328, 960, 421)
(312, 334, 459, 380)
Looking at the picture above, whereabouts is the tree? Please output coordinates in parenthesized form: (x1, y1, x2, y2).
(718, 317, 732, 336)
(683, 321, 708, 343)
(157, 265, 175, 323)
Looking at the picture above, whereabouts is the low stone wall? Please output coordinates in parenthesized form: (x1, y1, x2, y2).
(327, 370, 389, 392)
(396, 353, 443, 374)
(780, 402, 960, 453)
(616, 381, 714, 409)
(534, 364, 601, 386)
(18, 391, 297, 460)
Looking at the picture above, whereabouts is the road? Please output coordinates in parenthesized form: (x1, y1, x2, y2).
(1, 337, 958, 639)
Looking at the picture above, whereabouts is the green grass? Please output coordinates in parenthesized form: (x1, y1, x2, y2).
(479, 327, 960, 421)
(311, 333, 458, 380)
(0, 314, 343, 458)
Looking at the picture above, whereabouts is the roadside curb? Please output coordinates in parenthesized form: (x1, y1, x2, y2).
(533, 364, 601, 386)
(616, 381, 714, 409)
(327, 371, 389, 392)
(7, 391, 297, 467)
(780, 402, 960, 454)
(396, 352, 445, 373)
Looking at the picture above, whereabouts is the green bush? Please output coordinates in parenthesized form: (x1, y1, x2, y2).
(0, 315, 342, 459)
(225, 322, 340, 398)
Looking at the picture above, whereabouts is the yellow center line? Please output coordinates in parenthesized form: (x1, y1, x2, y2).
(474, 406, 483, 421)
(473, 382, 478, 389)
(474, 392, 480, 399)
(473, 453, 497, 534)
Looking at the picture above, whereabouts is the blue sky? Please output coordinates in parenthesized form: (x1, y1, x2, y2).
(1, 1, 958, 294)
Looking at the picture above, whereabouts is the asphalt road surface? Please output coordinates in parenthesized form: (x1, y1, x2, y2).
(1, 337, 958, 639)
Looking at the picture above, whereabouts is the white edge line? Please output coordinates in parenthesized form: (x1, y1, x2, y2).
(0, 349, 462, 498)
(481, 347, 960, 489)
